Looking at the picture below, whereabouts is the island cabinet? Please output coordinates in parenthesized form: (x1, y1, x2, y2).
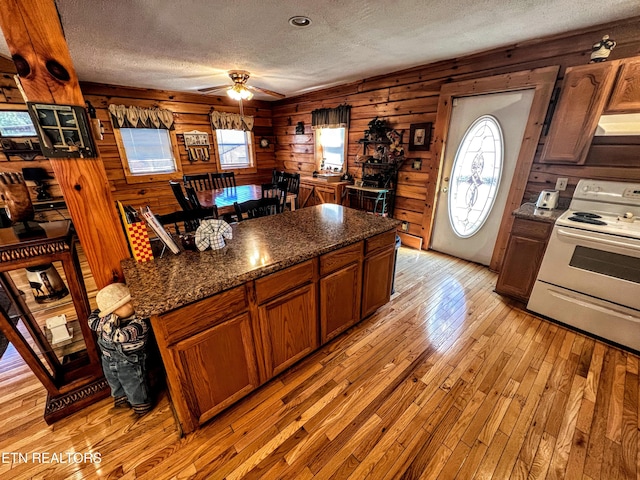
(133, 205, 400, 434)
(362, 231, 396, 318)
(319, 241, 363, 343)
(254, 260, 319, 379)
(151, 286, 260, 432)
(495, 218, 553, 302)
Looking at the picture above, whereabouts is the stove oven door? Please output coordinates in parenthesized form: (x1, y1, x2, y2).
(534, 225, 640, 309)
(528, 224, 640, 350)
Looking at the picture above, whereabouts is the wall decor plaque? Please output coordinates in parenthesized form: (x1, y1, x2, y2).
(183, 130, 211, 162)
(26, 103, 97, 158)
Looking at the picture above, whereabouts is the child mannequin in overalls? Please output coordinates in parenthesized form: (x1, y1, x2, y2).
(89, 283, 151, 416)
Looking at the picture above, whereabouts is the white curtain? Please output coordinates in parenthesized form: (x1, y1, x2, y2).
(108, 104, 174, 129)
(210, 111, 254, 131)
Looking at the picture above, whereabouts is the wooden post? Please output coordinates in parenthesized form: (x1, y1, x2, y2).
(0, 0, 130, 287)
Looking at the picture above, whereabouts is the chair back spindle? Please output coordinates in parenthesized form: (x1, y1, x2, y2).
(211, 172, 236, 189)
(183, 173, 213, 191)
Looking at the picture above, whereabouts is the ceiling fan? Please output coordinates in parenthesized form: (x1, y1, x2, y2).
(198, 70, 285, 100)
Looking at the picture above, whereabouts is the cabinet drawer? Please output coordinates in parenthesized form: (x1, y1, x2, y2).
(157, 285, 248, 345)
(255, 259, 315, 304)
(320, 241, 363, 276)
(511, 218, 553, 241)
(365, 230, 396, 255)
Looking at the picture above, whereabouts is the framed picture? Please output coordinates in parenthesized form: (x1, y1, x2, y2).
(183, 130, 210, 147)
(409, 122, 432, 151)
(26, 102, 97, 158)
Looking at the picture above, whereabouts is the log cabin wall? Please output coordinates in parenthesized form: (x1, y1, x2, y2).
(0, 74, 276, 217)
(272, 17, 640, 240)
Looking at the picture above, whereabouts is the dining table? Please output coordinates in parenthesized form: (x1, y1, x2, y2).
(196, 184, 296, 215)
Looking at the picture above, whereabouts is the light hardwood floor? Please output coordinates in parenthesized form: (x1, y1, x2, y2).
(0, 247, 637, 479)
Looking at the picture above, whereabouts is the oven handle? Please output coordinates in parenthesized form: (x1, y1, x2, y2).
(557, 228, 640, 251)
(548, 288, 640, 323)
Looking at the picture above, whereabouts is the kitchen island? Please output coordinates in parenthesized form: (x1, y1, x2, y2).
(122, 205, 399, 433)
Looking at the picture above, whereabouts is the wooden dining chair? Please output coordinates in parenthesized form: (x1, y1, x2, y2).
(211, 172, 236, 189)
(271, 169, 286, 184)
(156, 206, 218, 235)
(183, 173, 213, 191)
(169, 181, 194, 212)
(281, 172, 300, 209)
(233, 197, 280, 222)
(261, 181, 288, 213)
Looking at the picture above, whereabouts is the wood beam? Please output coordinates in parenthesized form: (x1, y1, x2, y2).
(0, 0, 130, 287)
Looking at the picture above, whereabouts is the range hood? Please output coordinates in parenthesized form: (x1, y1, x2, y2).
(595, 113, 640, 136)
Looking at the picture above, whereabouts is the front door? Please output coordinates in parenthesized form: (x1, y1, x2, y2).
(430, 90, 535, 265)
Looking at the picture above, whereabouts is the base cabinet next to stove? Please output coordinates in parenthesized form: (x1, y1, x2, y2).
(496, 217, 553, 302)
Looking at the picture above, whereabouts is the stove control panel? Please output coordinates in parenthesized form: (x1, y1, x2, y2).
(623, 188, 640, 201)
(574, 180, 640, 205)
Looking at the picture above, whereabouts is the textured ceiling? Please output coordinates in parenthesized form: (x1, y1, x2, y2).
(1, 0, 639, 100)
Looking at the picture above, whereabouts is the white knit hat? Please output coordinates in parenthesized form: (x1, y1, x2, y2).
(96, 283, 131, 317)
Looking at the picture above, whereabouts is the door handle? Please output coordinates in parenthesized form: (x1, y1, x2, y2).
(557, 228, 640, 251)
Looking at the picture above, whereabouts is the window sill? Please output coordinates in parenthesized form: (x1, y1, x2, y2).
(219, 165, 257, 175)
(123, 171, 183, 185)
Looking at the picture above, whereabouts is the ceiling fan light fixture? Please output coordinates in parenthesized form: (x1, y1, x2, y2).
(227, 84, 253, 101)
(288, 16, 311, 27)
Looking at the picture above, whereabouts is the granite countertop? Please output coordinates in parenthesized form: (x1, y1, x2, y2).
(513, 202, 566, 224)
(122, 205, 399, 317)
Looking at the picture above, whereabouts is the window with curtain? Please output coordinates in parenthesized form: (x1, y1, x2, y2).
(312, 105, 350, 171)
(108, 104, 181, 183)
(210, 111, 256, 172)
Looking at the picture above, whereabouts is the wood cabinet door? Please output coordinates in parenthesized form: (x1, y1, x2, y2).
(607, 57, 640, 113)
(495, 218, 552, 302)
(172, 313, 259, 426)
(320, 261, 362, 343)
(298, 183, 315, 208)
(315, 185, 337, 204)
(361, 246, 395, 318)
(258, 284, 318, 379)
(540, 61, 618, 164)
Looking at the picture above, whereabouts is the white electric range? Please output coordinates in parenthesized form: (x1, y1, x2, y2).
(527, 179, 640, 350)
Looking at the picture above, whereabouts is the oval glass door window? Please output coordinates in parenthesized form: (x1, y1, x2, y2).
(448, 115, 504, 238)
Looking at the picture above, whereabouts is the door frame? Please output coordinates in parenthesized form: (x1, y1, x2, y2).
(421, 66, 559, 271)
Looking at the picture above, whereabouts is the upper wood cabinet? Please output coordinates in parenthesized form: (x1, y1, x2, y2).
(606, 58, 640, 113)
(540, 61, 619, 165)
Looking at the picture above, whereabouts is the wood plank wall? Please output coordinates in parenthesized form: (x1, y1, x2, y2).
(0, 76, 277, 216)
(1, 16, 640, 236)
(272, 17, 640, 240)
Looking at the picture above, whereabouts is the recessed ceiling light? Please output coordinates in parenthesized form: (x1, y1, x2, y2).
(289, 16, 311, 27)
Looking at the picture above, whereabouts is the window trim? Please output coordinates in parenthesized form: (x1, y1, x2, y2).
(314, 126, 347, 172)
(212, 128, 257, 174)
(113, 128, 183, 185)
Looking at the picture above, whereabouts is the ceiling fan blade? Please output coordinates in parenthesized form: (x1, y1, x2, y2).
(198, 84, 230, 93)
(247, 85, 285, 99)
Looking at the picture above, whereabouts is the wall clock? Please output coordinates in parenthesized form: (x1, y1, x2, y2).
(259, 137, 270, 148)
